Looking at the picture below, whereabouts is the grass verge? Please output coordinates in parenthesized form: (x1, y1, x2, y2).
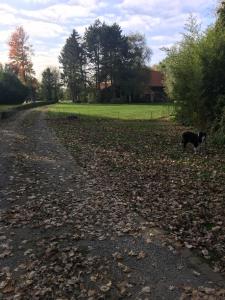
(0, 104, 20, 112)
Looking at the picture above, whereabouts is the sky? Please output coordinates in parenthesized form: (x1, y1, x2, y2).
(0, 0, 217, 79)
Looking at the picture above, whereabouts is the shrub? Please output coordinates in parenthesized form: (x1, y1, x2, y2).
(211, 107, 225, 145)
(0, 70, 28, 105)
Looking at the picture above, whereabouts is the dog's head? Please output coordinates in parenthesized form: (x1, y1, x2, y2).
(198, 132, 207, 143)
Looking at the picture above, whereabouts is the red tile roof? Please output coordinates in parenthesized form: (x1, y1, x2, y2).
(150, 70, 164, 87)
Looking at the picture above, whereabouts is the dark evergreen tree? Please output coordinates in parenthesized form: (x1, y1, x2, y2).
(84, 21, 151, 102)
(84, 20, 103, 98)
(59, 30, 86, 102)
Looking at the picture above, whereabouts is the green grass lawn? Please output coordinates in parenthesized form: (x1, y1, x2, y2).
(47, 102, 174, 120)
(0, 104, 20, 112)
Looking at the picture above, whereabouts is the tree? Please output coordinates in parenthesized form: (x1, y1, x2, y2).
(161, 8, 225, 134)
(100, 23, 125, 85)
(41, 67, 61, 102)
(84, 21, 152, 102)
(217, 0, 225, 27)
(59, 30, 86, 102)
(51, 67, 62, 102)
(84, 20, 102, 96)
(8, 26, 34, 84)
(121, 33, 151, 102)
(160, 16, 203, 126)
(60, 20, 152, 103)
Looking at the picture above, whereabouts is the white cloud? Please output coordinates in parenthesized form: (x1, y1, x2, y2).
(69, 0, 108, 9)
(0, 3, 65, 38)
(119, 0, 215, 16)
(183, 0, 216, 10)
(0, 30, 11, 43)
(68, 0, 98, 7)
(0, 4, 17, 25)
(0, 12, 17, 25)
(33, 49, 60, 79)
(18, 19, 65, 38)
(0, 49, 8, 64)
(0, 15, 65, 41)
(0, 3, 16, 14)
(150, 34, 182, 42)
(118, 0, 181, 17)
(120, 15, 161, 32)
(0, 1, 99, 26)
(20, 3, 96, 23)
(23, 0, 53, 3)
(75, 25, 89, 35)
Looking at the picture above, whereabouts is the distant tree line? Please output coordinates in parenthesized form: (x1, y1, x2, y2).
(0, 21, 151, 105)
(0, 25, 62, 105)
(160, 1, 225, 142)
(59, 20, 152, 103)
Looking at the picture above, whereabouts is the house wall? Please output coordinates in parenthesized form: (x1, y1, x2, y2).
(143, 86, 168, 103)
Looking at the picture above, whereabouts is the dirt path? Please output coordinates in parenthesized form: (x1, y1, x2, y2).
(0, 110, 224, 299)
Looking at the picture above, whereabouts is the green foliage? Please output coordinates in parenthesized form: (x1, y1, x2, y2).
(41, 67, 61, 102)
(161, 16, 203, 126)
(211, 106, 225, 145)
(84, 20, 130, 101)
(161, 9, 225, 136)
(0, 68, 28, 105)
(59, 30, 86, 102)
(217, 0, 225, 27)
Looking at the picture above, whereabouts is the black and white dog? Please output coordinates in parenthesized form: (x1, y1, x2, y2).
(182, 131, 207, 153)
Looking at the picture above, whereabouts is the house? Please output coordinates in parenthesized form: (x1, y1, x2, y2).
(99, 69, 168, 103)
(144, 70, 167, 102)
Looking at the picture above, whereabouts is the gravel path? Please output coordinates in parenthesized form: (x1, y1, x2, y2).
(0, 110, 224, 299)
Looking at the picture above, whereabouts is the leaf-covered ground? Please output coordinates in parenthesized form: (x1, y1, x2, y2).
(0, 110, 225, 299)
(48, 114, 225, 275)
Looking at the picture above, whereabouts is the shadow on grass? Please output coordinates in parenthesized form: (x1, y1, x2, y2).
(47, 110, 174, 124)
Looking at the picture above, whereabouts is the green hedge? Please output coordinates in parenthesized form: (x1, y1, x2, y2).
(0, 71, 28, 105)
